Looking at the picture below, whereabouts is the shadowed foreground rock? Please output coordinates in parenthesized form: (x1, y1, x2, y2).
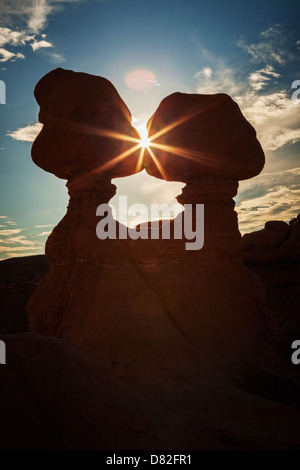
(242, 215, 300, 364)
(0, 255, 49, 334)
(0, 333, 186, 450)
(11, 68, 299, 449)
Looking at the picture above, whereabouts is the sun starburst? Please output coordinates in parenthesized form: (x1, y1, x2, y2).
(71, 102, 216, 179)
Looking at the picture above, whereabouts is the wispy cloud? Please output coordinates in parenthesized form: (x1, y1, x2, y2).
(35, 224, 53, 228)
(31, 39, 53, 51)
(0, 216, 44, 259)
(0, 245, 42, 252)
(261, 128, 300, 151)
(236, 167, 300, 233)
(194, 64, 243, 96)
(0, 27, 33, 47)
(0, 235, 37, 246)
(194, 25, 300, 154)
(0, 229, 22, 236)
(27, 0, 53, 33)
(239, 90, 300, 151)
(248, 65, 280, 91)
(237, 24, 297, 65)
(0, 47, 25, 62)
(1, 1, 84, 34)
(0, 1, 108, 63)
(193, 24, 300, 233)
(0, 26, 54, 62)
(237, 186, 300, 234)
(7, 122, 43, 142)
(37, 231, 51, 236)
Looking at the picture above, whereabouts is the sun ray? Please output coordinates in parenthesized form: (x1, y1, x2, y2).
(65, 120, 140, 144)
(91, 143, 140, 174)
(94, 128, 139, 144)
(135, 147, 145, 172)
(147, 99, 218, 144)
(147, 147, 169, 180)
(150, 142, 219, 169)
(148, 109, 201, 143)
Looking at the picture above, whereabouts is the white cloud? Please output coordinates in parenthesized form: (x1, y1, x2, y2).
(37, 231, 51, 236)
(0, 27, 33, 62)
(31, 39, 53, 51)
(2, 251, 43, 257)
(194, 65, 242, 96)
(47, 51, 65, 63)
(236, 167, 300, 233)
(0, 216, 8, 219)
(35, 224, 53, 227)
(194, 64, 299, 153)
(239, 91, 300, 151)
(0, 27, 34, 47)
(194, 67, 212, 80)
(192, 25, 300, 233)
(1, 1, 78, 33)
(237, 186, 300, 234)
(0, 229, 22, 236)
(0, 245, 42, 252)
(7, 122, 43, 142)
(28, 0, 53, 33)
(249, 65, 280, 91)
(0, 16, 58, 62)
(262, 128, 300, 151)
(0, 48, 25, 62)
(237, 25, 297, 65)
(0, 235, 37, 246)
(0, 1, 107, 64)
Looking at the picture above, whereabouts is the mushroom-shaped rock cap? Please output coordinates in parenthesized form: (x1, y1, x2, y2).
(145, 92, 265, 182)
(32, 68, 140, 180)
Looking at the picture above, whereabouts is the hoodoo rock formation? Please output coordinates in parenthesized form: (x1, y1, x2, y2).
(27, 70, 273, 368)
(21, 68, 300, 449)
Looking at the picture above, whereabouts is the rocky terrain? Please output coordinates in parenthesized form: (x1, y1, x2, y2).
(0, 68, 299, 450)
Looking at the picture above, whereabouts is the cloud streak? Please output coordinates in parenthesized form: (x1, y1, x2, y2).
(237, 25, 297, 65)
(7, 122, 43, 142)
(193, 24, 300, 233)
(237, 186, 300, 234)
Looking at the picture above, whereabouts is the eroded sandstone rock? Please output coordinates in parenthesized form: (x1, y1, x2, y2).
(32, 68, 140, 180)
(27, 69, 278, 407)
(242, 214, 300, 264)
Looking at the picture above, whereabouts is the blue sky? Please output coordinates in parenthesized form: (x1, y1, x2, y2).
(0, 0, 299, 259)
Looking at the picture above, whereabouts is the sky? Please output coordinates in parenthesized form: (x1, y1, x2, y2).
(0, 0, 299, 259)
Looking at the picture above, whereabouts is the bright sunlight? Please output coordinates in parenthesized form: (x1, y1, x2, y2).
(135, 123, 151, 149)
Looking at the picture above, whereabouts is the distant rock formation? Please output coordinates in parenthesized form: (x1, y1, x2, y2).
(242, 214, 300, 360)
(243, 214, 300, 264)
(27, 68, 277, 387)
